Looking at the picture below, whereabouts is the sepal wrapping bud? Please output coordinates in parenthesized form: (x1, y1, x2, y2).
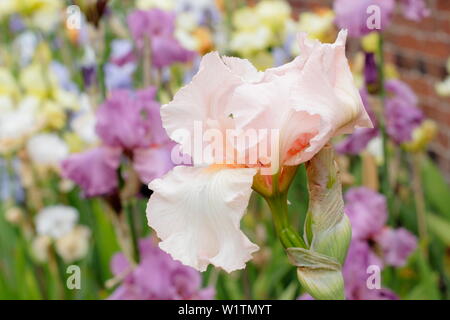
(290, 144, 350, 299)
(287, 248, 345, 300)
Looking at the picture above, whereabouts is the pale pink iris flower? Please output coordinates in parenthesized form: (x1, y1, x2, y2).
(146, 30, 373, 273)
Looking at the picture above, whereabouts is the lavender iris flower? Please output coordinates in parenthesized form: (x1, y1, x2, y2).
(127, 9, 196, 69)
(108, 237, 215, 300)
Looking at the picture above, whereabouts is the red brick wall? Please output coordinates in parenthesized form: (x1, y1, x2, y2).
(289, 0, 450, 180)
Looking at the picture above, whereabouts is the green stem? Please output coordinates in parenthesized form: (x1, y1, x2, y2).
(264, 172, 306, 249)
(411, 152, 429, 257)
(376, 33, 394, 215)
(48, 247, 66, 300)
(4, 158, 47, 298)
(126, 201, 140, 263)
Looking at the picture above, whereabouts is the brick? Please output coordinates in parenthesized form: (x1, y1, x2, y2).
(427, 62, 448, 80)
(388, 33, 424, 52)
(421, 39, 450, 59)
(422, 104, 450, 126)
(405, 77, 435, 97)
(439, 17, 450, 35)
(390, 15, 436, 33)
(436, 0, 450, 12)
(436, 131, 450, 149)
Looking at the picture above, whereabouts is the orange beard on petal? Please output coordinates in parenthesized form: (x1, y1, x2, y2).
(285, 131, 318, 161)
(204, 163, 247, 173)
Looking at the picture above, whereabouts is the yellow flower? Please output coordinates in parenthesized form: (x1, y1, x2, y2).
(0, 0, 17, 17)
(230, 26, 273, 57)
(298, 8, 335, 43)
(230, 0, 293, 58)
(0, 67, 19, 99)
(64, 132, 85, 153)
(1, 0, 62, 31)
(41, 100, 67, 130)
(19, 61, 79, 110)
(233, 6, 261, 31)
(248, 51, 274, 71)
(361, 32, 379, 53)
(136, 0, 175, 10)
(33, 42, 53, 65)
(385, 63, 400, 80)
(403, 120, 437, 153)
(255, 0, 291, 33)
(19, 63, 49, 99)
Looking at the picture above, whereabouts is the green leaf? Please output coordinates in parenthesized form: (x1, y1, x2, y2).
(405, 251, 441, 300)
(422, 157, 450, 219)
(427, 213, 450, 246)
(278, 282, 298, 300)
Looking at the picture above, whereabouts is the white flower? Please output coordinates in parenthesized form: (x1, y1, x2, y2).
(32, 235, 51, 263)
(35, 205, 79, 239)
(436, 77, 450, 97)
(27, 133, 69, 166)
(0, 96, 38, 154)
(147, 31, 371, 274)
(71, 95, 99, 145)
(367, 136, 384, 164)
(13, 32, 38, 66)
(55, 225, 91, 263)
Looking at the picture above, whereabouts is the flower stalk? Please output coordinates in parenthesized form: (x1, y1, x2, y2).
(376, 33, 394, 214)
(255, 166, 305, 249)
(265, 191, 306, 249)
(411, 152, 429, 257)
(125, 200, 141, 263)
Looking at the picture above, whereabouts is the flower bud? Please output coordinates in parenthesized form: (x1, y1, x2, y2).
(287, 248, 345, 300)
(304, 145, 351, 264)
(252, 165, 299, 198)
(289, 145, 350, 300)
(5, 207, 23, 225)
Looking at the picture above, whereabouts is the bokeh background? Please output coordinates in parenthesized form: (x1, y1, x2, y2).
(0, 0, 450, 300)
(291, 0, 450, 181)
